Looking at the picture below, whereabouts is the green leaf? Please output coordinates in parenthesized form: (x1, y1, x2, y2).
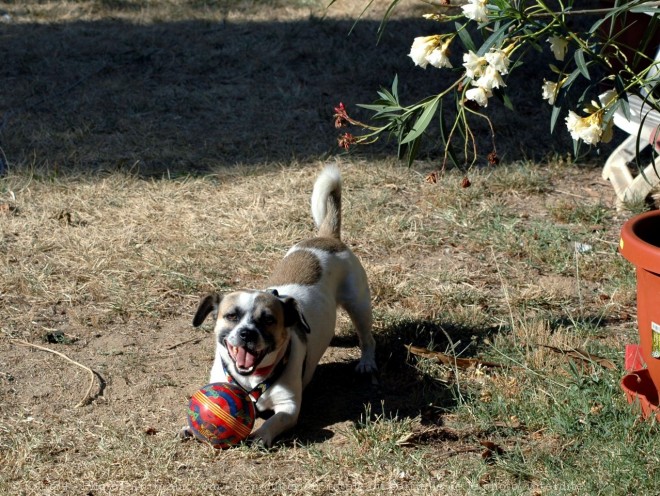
(564, 67, 583, 87)
(502, 92, 514, 112)
(357, 103, 397, 112)
(588, 18, 607, 34)
(630, 5, 660, 14)
(346, 0, 377, 37)
(603, 102, 619, 124)
(391, 74, 399, 103)
(377, 89, 397, 104)
(631, 15, 659, 71)
(572, 135, 580, 156)
(400, 98, 440, 145)
(617, 90, 631, 122)
(479, 20, 514, 54)
(376, 0, 403, 43)
(574, 49, 591, 81)
(396, 120, 410, 160)
(455, 22, 476, 52)
(357, 103, 400, 117)
(405, 136, 422, 167)
(614, 74, 626, 96)
(550, 104, 562, 133)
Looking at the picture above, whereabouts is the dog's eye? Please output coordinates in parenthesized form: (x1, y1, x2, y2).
(224, 312, 239, 322)
(262, 316, 276, 326)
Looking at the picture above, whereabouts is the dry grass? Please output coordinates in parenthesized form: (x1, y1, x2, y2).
(0, 158, 645, 494)
(0, 1, 656, 494)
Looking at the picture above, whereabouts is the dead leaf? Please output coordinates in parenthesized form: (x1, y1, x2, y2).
(57, 210, 73, 225)
(539, 344, 616, 370)
(406, 344, 504, 369)
(425, 171, 438, 184)
(54, 210, 88, 227)
(461, 177, 471, 188)
(0, 203, 17, 215)
(479, 390, 493, 403)
(144, 427, 158, 436)
(480, 440, 505, 464)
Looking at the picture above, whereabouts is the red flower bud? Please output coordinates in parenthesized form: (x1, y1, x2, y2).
(333, 102, 350, 128)
(338, 132, 356, 150)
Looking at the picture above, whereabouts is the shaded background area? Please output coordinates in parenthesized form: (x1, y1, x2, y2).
(0, 0, 594, 177)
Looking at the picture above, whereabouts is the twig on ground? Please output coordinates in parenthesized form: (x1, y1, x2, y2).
(552, 188, 590, 200)
(10, 338, 100, 408)
(406, 344, 504, 369)
(165, 336, 204, 350)
(538, 344, 616, 370)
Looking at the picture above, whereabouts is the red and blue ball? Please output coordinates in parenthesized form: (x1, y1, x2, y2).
(187, 382, 255, 448)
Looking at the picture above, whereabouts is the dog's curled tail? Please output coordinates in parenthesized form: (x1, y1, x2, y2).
(311, 164, 342, 239)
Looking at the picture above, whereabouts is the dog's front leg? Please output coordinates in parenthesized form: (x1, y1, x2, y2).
(250, 400, 299, 448)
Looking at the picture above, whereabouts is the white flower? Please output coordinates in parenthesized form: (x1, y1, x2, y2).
(484, 48, 510, 75)
(408, 36, 438, 69)
(476, 65, 506, 90)
(463, 50, 487, 79)
(466, 86, 492, 107)
(542, 80, 559, 105)
(547, 35, 569, 61)
(565, 110, 603, 145)
(427, 41, 453, 68)
(578, 122, 602, 145)
(462, 0, 489, 23)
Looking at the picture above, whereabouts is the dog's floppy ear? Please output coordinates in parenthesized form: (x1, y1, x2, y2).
(280, 296, 311, 336)
(193, 293, 222, 327)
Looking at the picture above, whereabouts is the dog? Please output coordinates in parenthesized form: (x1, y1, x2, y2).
(185, 165, 377, 447)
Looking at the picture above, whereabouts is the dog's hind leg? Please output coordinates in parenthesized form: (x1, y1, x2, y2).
(339, 270, 377, 374)
(348, 305, 377, 374)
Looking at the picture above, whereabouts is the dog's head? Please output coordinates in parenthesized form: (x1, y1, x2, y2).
(193, 290, 309, 376)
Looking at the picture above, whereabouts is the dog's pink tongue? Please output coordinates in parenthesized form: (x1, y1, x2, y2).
(235, 347, 257, 370)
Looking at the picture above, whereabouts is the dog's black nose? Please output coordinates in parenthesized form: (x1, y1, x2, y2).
(237, 327, 259, 343)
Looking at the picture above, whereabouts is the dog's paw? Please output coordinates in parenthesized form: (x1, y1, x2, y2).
(248, 434, 273, 450)
(249, 429, 275, 449)
(355, 357, 378, 375)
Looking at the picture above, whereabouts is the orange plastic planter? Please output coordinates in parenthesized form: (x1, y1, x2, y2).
(620, 210, 660, 406)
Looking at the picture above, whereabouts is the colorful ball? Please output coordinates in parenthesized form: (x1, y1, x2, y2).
(187, 382, 255, 448)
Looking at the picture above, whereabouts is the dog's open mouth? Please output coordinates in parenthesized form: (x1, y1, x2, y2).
(226, 342, 267, 375)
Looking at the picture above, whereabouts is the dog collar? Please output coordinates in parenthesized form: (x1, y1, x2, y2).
(223, 340, 292, 403)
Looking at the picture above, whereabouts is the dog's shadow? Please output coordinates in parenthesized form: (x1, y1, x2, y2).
(279, 318, 499, 446)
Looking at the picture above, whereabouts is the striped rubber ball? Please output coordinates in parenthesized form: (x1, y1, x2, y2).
(187, 382, 255, 448)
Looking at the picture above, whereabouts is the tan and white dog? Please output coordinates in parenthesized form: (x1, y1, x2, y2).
(187, 165, 377, 447)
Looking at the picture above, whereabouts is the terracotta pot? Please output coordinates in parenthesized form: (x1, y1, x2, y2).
(620, 210, 660, 398)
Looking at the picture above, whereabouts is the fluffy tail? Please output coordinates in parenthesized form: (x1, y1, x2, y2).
(311, 165, 342, 239)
